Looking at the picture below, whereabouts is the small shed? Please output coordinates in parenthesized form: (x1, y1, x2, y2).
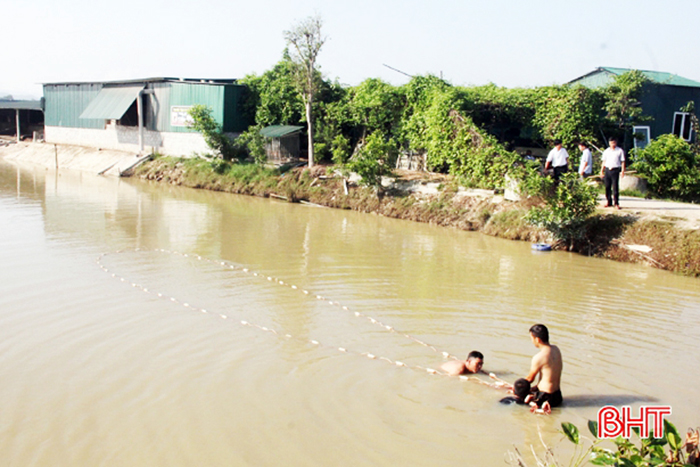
(0, 99, 44, 142)
(260, 125, 303, 162)
(569, 67, 700, 148)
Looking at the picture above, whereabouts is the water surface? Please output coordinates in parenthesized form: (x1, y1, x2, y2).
(1, 159, 698, 466)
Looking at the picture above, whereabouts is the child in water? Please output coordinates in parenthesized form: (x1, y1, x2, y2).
(499, 378, 531, 405)
(500, 378, 554, 414)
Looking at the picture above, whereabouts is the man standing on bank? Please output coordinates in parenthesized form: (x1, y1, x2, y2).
(544, 140, 569, 183)
(600, 137, 625, 209)
(578, 142, 593, 179)
(525, 324, 563, 412)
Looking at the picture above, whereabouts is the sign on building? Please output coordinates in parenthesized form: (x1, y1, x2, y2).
(171, 106, 194, 127)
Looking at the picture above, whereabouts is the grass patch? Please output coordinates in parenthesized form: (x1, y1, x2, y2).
(482, 208, 544, 241)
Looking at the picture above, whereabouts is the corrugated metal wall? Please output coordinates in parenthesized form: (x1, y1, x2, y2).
(45, 80, 251, 133)
(154, 82, 225, 133)
(223, 85, 248, 132)
(44, 83, 103, 128)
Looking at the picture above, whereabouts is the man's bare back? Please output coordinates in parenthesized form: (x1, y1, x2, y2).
(528, 343, 562, 393)
(440, 351, 484, 376)
(525, 324, 563, 410)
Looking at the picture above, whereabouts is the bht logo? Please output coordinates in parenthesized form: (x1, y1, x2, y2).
(597, 405, 672, 439)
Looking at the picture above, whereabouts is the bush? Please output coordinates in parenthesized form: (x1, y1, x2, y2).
(347, 131, 396, 187)
(525, 173, 598, 248)
(235, 125, 267, 165)
(633, 134, 700, 201)
(188, 105, 241, 161)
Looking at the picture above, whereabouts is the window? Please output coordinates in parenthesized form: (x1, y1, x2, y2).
(633, 126, 651, 149)
(672, 112, 693, 141)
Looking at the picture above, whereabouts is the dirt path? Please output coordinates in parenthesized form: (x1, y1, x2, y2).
(598, 195, 700, 230)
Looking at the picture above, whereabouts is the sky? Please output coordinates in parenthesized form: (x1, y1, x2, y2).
(4, 0, 700, 99)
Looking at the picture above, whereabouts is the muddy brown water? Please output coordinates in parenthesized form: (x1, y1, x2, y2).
(1, 159, 699, 466)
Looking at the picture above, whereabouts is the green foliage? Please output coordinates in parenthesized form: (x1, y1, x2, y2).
(525, 173, 598, 246)
(510, 162, 552, 198)
(512, 420, 699, 467)
(235, 125, 267, 165)
(239, 60, 659, 190)
(331, 134, 351, 165)
(187, 105, 240, 161)
(633, 134, 700, 201)
(604, 70, 649, 130)
(348, 78, 404, 138)
(399, 76, 519, 188)
(561, 420, 699, 467)
(531, 85, 605, 148)
(240, 54, 303, 127)
(347, 131, 396, 187)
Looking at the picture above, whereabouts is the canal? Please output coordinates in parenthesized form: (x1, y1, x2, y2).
(1, 159, 698, 465)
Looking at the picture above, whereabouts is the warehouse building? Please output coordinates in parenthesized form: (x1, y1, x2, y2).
(43, 78, 249, 155)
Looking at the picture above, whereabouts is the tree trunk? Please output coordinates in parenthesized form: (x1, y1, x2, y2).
(306, 96, 314, 168)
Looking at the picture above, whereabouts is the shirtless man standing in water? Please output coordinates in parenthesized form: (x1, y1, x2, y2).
(525, 324, 563, 413)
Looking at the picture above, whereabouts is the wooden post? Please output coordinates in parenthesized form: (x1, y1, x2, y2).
(137, 92, 143, 156)
(54, 144, 58, 169)
(15, 109, 20, 143)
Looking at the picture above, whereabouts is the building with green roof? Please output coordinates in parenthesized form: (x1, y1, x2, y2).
(43, 78, 250, 156)
(569, 67, 700, 147)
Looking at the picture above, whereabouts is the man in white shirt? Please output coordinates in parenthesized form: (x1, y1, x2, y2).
(544, 140, 569, 182)
(600, 138, 625, 209)
(578, 142, 593, 178)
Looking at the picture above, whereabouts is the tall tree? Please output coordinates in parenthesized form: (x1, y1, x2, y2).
(284, 15, 325, 168)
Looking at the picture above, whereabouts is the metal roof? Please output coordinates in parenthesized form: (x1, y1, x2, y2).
(259, 125, 304, 138)
(79, 85, 144, 119)
(0, 99, 44, 110)
(570, 67, 700, 88)
(44, 77, 240, 86)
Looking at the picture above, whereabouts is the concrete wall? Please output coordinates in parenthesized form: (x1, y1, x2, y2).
(45, 123, 210, 156)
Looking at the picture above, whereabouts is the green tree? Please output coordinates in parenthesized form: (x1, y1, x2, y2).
(525, 173, 598, 249)
(604, 69, 649, 132)
(284, 15, 326, 168)
(347, 78, 404, 141)
(241, 54, 303, 127)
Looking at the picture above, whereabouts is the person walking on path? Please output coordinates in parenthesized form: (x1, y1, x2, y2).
(544, 140, 569, 182)
(600, 138, 625, 209)
(578, 142, 593, 178)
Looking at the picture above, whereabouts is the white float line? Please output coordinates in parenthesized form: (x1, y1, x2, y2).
(97, 249, 461, 363)
(98, 257, 474, 379)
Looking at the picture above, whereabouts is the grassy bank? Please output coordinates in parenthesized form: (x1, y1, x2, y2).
(132, 156, 700, 277)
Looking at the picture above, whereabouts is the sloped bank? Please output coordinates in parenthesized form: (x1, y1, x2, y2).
(131, 156, 700, 277)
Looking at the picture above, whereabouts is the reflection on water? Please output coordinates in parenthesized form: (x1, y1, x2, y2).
(1, 159, 699, 466)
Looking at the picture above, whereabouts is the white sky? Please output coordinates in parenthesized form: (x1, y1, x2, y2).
(4, 0, 699, 99)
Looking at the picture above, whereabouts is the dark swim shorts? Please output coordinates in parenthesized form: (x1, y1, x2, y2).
(533, 389, 563, 408)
